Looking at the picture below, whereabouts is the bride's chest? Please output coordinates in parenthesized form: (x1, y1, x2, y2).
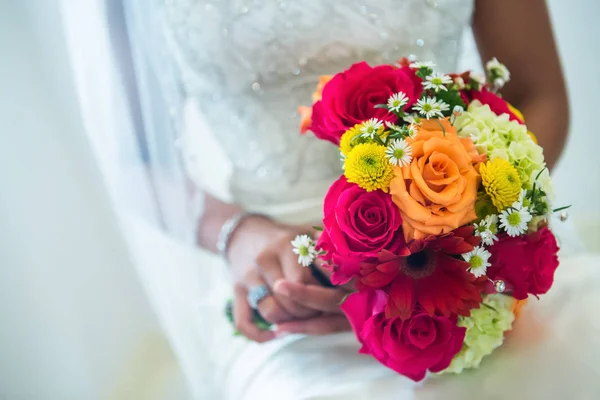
(164, 0, 474, 91)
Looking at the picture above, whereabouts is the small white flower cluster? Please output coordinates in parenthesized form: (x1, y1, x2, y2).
(462, 247, 492, 278)
(385, 138, 412, 167)
(485, 58, 511, 91)
(360, 118, 384, 139)
(423, 72, 453, 92)
(408, 61, 453, 119)
(463, 215, 499, 277)
(414, 97, 450, 119)
(464, 191, 537, 278)
(499, 200, 533, 237)
(474, 215, 499, 246)
(291, 234, 317, 267)
(387, 92, 409, 113)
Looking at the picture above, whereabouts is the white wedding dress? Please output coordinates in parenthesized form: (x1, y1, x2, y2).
(140, 0, 600, 398)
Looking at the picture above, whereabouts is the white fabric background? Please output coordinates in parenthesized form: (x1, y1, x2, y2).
(0, 0, 599, 398)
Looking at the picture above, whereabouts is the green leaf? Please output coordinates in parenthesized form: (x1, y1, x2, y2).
(434, 119, 447, 136)
(373, 135, 386, 146)
(312, 225, 323, 232)
(373, 104, 389, 109)
(435, 88, 466, 117)
(553, 205, 572, 213)
(535, 167, 547, 181)
(225, 299, 273, 336)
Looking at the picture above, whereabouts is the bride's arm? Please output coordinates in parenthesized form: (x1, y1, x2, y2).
(196, 193, 330, 340)
(473, 0, 569, 170)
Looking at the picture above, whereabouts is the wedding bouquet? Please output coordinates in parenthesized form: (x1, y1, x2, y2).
(294, 58, 566, 381)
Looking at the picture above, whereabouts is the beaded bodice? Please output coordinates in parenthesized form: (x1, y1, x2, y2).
(163, 0, 475, 209)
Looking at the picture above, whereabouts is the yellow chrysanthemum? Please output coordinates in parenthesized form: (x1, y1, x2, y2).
(339, 124, 364, 156)
(480, 158, 522, 211)
(344, 143, 393, 192)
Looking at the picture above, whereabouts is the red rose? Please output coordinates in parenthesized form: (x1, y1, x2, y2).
(310, 62, 422, 145)
(342, 290, 466, 382)
(487, 227, 560, 299)
(526, 227, 560, 294)
(469, 87, 523, 123)
(317, 176, 405, 285)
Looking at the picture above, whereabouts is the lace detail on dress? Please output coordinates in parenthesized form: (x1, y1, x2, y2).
(163, 0, 475, 209)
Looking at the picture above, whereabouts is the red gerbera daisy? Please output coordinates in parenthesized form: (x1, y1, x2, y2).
(359, 226, 485, 320)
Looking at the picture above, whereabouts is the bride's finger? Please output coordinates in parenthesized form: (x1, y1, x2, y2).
(276, 315, 350, 336)
(273, 280, 347, 314)
(244, 269, 292, 324)
(256, 250, 318, 318)
(233, 283, 275, 343)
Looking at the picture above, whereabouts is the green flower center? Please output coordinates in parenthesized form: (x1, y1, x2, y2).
(362, 155, 377, 167)
(422, 104, 433, 112)
(470, 256, 483, 269)
(431, 77, 443, 85)
(476, 225, 487, 234)
(393, 148, 406, 159)
(298, 246, 309, 257)
(507, 211, 522, 226)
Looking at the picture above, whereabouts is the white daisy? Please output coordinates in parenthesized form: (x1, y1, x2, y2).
(291, 234, 317, 267)
(402, 114, 422, 125)
(386, 139, 413, 167)
(473, 215, 499, 246)
(518, 189, 532, 210)
(499, 202, 533, 237)
(422, 73, 453, 92)
(413, 97, 449, 119)
(438, 100, 450, 112)
(406, 123, 418, 137)
(385, 121, 404, 132)
(462, 246, 492, 277)
(409, 61, 436, 69)
(387, 92, 409, 113)
(486, 57, 511, 82)
(360, 118, 384, 139)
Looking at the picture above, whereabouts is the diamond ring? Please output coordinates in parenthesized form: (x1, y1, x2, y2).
(247, 284, 270, 310)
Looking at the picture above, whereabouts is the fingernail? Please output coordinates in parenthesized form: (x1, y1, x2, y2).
(273, 280, 289, 296)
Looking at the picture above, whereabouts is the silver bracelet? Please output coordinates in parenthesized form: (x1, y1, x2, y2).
(216, 212, 265, 261)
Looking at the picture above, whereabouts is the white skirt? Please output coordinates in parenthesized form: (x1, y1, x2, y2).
(129, 194, 600, 400)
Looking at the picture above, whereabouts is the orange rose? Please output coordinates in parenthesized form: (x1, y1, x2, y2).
(390, 119, 480, 241)
(298, 75, 332, 134)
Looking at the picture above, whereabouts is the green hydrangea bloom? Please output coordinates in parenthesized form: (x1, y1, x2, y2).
(441, 294, 517, 374)
(454, 102, 553, 199)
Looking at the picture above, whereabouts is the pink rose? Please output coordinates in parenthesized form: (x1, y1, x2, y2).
(342, 290, 466, 382)
(311, 62, 422, 145)
(486, 227, 560, 298)
(317, 176, 404, 285)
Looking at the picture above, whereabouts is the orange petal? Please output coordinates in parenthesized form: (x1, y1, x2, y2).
(298, 106, 312, 134)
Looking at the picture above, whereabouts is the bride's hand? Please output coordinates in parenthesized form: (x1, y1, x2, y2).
(272, 265, 353, 336)
(228, 216, 321, 342)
